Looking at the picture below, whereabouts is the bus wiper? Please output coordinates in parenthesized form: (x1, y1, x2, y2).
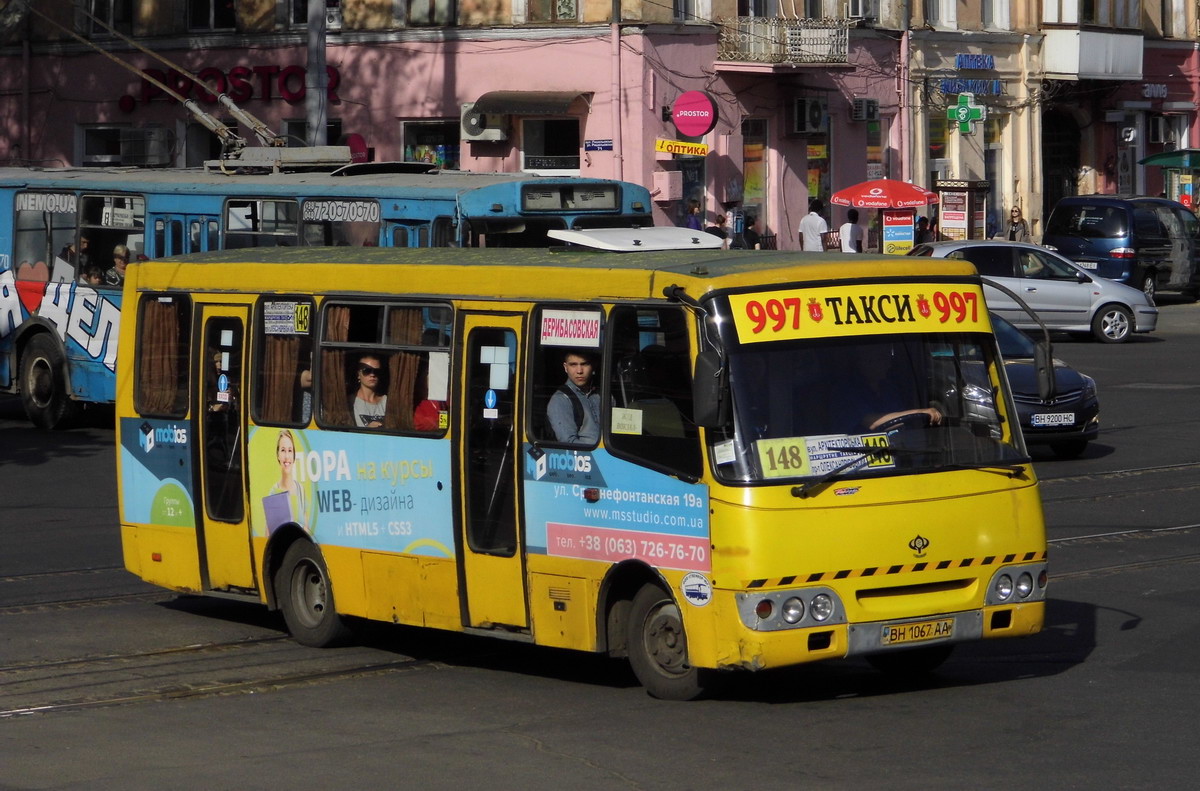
(790, 444, 924, 499)
(939, 461, 1028, 478)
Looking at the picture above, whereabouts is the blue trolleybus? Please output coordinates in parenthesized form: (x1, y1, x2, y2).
(0, 164, 652, 427)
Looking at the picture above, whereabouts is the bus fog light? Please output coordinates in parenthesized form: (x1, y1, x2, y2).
(1038, 569, 1048, 589)
(995, 574, 1013, 601)
(809, 594, 834, 622)
(1016, 573, 1033, 599)
(755, 599, 773, 620)
(781, 597, 804, 624)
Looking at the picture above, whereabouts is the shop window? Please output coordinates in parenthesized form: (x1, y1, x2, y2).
(188, 0, 236, 30)
(521, 119, 580, 175)
(318, 302, 453, 432)
(135, 295, 192, 418)
(401, 121, 460, 169)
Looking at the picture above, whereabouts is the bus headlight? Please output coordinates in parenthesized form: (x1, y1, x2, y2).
(781, 597, 804, 624)
(1016, 572, 1033, 599)
(809, 594, 834, 622)
(994, 574, 1013, 601)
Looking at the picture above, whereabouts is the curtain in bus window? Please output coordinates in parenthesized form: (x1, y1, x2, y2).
(260, 334, 301, 424)
(136, 298, 187, 416)
(321, 305, 353, 425)
(383, 308, 423, 431)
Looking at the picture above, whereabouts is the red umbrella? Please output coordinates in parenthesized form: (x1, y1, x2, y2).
(830, 179, 940, 209)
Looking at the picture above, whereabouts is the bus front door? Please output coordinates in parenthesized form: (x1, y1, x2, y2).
(458, 314, 529, 630)
(194, 306, 255, 592)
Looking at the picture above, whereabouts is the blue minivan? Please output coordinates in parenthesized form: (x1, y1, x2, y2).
(1042, 195, 1200, 300)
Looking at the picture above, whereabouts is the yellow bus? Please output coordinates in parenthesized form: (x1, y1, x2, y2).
(115, 232, 1047, 699)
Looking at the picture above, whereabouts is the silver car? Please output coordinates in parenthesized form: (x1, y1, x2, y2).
(909, 240, 1159, 343)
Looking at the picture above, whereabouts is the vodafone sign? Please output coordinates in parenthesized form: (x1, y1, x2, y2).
(672, 91, 719, 137)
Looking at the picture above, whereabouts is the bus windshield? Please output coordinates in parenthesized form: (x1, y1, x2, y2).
(708, 299, 1026, 484)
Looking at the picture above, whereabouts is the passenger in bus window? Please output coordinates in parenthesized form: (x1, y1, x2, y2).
(103, 244, 129, 286)
(547, 350, 602, 445)
(79, 265, 103, 286)
(352, 353, 388, 428)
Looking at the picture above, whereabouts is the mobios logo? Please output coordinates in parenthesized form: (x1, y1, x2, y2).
(524, 447, 604, 485)
(141, 422, 188, 452)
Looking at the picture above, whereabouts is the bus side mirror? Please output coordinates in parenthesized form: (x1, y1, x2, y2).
(692, 350, 729, 428)
(1035, 340, 1056, 401)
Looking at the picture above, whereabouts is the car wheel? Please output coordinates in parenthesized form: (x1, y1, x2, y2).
(1140, 271, 1156, 301)
(1050, 439, 1088, 459)
(1091, 304, 1133, 343)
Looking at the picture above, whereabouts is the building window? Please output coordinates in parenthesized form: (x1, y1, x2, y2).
(409, 0, 456, 26)
(674, 0, 710, 22)
(85, 0, 133, 36)
(982, 0, 1010, 29)
(291, 0, 342, 30)
(923, 0, 956, 27)
(80, 126, 127, 166)
(283, 118, 343, 148)
(521, 119, 580, 175)
(528, 0, 578, 22)
(1044, 0, 1140, 27)
(188, 0, 236, 30)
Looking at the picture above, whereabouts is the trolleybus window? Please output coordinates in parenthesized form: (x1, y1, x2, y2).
(225, 199, 300, 248)
(13, 192, 78, 282)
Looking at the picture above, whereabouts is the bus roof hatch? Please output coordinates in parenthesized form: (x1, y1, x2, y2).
(548, 227, 725, 252)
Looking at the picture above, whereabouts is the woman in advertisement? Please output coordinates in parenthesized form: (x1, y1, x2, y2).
(264, 429, 308, 533)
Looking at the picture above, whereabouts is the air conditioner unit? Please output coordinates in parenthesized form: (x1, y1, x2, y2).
(851, 98, 880, 122)
(847, 0, 876, 19)
(792, 98, 827, 135)
(461, 103, 509, 142)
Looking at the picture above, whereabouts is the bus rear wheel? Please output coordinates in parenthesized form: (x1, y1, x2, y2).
(275, 541, 350, 647)
(627, 584, 707, 700)
(20, 333, 77, 429)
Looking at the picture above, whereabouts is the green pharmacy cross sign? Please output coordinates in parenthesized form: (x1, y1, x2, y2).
(947, 92, 986, 134)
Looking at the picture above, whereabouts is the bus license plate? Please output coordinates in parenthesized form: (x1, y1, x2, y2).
(881, 618, 954, 646)
(1032, 412, 1075, 427)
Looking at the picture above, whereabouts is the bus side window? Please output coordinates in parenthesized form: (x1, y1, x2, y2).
(606, 306, 701, 479)
(135, 294, 191, 417)
(317, 301, 452, 432)
(529, 305, 605, 446)
(253, 297, 315, 427)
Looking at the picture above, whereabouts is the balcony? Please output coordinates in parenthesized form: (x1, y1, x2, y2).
(1043, 28, 1143, 81)
(717, 17, 853, 67)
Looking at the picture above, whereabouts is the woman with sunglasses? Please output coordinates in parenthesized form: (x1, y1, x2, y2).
(1002, 206, 1031, 243)
(352, 353, 388, 428)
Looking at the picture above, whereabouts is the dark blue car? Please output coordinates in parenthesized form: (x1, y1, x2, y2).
(1042, 195, 1200, 300)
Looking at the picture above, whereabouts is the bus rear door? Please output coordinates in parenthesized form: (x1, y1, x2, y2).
(195, 305, 255, 591)
(458, 313, 528, 630)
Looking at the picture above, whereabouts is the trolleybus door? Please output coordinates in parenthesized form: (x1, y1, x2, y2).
(194, 305, 255, 591)
(458, 314, 529, 630)
(152, 214, 220, 257)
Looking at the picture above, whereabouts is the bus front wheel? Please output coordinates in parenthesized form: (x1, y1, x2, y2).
(627, 584, 707, 700)
(20, 333, 77, 429)
(275, 541, 350, 647)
